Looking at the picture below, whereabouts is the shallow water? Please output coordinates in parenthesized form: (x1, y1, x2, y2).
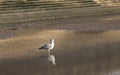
(0, 30, 120, 75)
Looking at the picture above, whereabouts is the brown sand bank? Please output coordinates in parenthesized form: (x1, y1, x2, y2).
(1, 11, 120, 31)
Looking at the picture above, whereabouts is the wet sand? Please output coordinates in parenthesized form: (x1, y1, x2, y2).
(0, 30, 120, 75)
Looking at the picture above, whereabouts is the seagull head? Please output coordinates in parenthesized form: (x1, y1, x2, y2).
(50, 39, 55, 43)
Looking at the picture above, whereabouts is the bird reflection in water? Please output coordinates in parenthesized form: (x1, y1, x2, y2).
(47, 55, 56, 65)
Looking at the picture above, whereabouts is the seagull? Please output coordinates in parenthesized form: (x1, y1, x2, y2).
(39, 39, 55, 56)
(48, 55, 56, 65)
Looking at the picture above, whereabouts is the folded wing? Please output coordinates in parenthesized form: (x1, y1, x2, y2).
(39, 44, 52, 49)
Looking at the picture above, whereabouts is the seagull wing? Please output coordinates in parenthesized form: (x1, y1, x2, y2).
(45, 44, 52, 49)
(39, 44, 47, 49)
(39, 44, 52, 49)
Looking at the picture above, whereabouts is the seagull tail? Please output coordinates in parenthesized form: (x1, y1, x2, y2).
(39, 45, 46, 49)
(39, 47, 43, 49)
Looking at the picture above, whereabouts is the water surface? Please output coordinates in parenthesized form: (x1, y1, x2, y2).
(0, 30, 120, 75)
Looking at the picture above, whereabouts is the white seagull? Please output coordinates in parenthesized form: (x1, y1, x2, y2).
(39, 39, 55, 55)
(48, 55, 56, 65)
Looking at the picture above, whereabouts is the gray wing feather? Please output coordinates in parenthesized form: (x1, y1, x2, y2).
(45, 44, 52, 49)
(39, 44, 52, 49)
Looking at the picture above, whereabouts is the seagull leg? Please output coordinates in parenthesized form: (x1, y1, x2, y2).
(48, 50, 51, 56)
